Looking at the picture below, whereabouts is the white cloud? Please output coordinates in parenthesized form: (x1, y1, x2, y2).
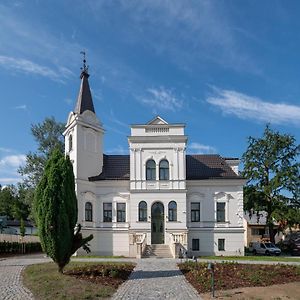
(140, 87, 183, 112)
(0, 177, 21, 185)
(0, 147, 13, 153)
(0, 55, 72, 82)
(85, 1, 259, 74)
(13, 104, 27, 110)
(0, 154, 26, 168)
(189, 143, 216, 154)
(207, 88, 300, 126)
(0, 154, 26, 185)
(64, 98, 73, 105)
(106, 145, 128, 155)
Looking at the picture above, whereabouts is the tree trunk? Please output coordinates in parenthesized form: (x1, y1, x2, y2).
(268, 223, 276, 244)
(58, 265, 64, 274)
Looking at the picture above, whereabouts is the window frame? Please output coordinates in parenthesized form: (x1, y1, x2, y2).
(103, 202, 112, 222)
(192, 238, 200, 251)
(168, 201, 177, 222)
(191, 202, 200, 222)
(117, 203, 126, 223)
(85, 202, 93, 222)
(218, 238, 225, 251)
(217, 202, 226, 222)
(146, 159, 156, 181)
(159, 159, 169, 180)
(138, 201, 148, 222)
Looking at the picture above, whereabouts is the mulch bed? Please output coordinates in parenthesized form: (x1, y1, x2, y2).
(179, 262, 300, 293)
(64, 263, 135, 289)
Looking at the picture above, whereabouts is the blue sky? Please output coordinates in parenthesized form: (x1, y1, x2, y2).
(1, 0, 300, 185)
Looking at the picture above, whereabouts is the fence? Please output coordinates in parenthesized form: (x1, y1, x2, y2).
(0, 234, 40, 243)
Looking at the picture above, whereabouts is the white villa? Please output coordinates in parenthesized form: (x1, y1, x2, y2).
(64, 65, 246, 258)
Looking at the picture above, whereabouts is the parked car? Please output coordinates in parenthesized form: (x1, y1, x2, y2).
(249, 241, 281, 256)
(290, 239, 300, 256)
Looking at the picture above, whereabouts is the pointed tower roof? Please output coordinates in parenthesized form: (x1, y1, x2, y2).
(74, 52, 95, 114)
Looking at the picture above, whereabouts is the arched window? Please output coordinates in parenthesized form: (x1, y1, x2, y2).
(69, 134, 73, 152)
(159, 159, 169, 180)
(168, 201, 177, 221)
(146, 159, 156, 180)
(139, 201, 147, 222)
(85, 202, 93, 222)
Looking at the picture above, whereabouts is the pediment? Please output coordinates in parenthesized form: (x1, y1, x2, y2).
(147, 116, 168, 125)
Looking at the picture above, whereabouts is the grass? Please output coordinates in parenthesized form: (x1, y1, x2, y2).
(73, 255, 125, 259)
(179, 261, 300, 294)
(23, 261, 135, 300)
(197, 255, 300, 262)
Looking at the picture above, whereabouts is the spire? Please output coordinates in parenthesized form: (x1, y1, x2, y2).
(74, 51, 95, 114)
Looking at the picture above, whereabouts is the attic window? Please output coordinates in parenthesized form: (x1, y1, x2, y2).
(145, 127, 169, 133)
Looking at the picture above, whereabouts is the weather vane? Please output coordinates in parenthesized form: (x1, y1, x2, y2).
(80, 51, 89, 73)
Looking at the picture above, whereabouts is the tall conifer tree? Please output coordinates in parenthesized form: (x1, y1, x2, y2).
(35, 148, 93, 272)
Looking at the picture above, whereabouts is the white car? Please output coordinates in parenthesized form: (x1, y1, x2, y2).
(249, 241, 281, 256)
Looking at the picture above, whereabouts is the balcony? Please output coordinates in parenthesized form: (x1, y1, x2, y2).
(130, 179, 186, 191)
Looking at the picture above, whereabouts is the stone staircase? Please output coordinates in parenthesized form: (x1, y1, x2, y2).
(144, 244, 173, 258)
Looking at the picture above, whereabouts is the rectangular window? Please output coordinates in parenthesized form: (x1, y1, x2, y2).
(191, 202, 200, 222)
(218, 239, 225, 251)
(251, 228, 265, 236)
(217, 202, 226, 222)
(117, 203, 126, 222)
(103, 203, 112, 222)
(192, 239, 199, 251)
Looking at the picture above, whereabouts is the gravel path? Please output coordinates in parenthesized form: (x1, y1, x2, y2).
(111, 258, 201, 300)
(1, 254, 299, 300)
(0, 255, 50, 300)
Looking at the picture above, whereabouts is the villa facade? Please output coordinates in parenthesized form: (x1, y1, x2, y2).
(64, 66, 246, 258)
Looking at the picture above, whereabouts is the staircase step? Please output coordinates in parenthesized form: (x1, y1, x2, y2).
(143, 244, 173, 258)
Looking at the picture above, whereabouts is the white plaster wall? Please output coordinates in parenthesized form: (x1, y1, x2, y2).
(78, 229, 129, 256)
(129, 191, 187, 245)
(188, 229, 244, 256)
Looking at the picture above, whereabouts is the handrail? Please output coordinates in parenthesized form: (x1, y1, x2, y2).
(170, 232, 188, 258)
(136, 233, 147, 258)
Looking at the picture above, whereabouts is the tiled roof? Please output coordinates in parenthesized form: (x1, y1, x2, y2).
(89, 155, 130, 181)
(74, 71, 95, 114)
(186, 155, 241, 179)
(89, 154, 243, 181)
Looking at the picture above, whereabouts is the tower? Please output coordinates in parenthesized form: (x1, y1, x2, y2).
(63, 55, 104, 181)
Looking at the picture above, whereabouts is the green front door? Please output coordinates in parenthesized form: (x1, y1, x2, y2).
(151, 202, 164, 244)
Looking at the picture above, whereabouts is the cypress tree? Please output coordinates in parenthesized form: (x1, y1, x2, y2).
(34, 148, 93, 273)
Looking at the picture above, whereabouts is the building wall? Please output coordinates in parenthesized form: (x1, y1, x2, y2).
(75, 178, 244, 256)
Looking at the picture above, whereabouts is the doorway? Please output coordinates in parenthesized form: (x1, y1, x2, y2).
(151, 202, 164, 244)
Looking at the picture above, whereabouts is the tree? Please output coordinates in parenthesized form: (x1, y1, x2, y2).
(0, 185, 17, 218)
(19, 117, 65, 188)
(34, 148, 93, 273)
(242, 125, 300, 243)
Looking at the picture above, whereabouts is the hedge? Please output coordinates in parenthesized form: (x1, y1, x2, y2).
(0, 241, 42, 254)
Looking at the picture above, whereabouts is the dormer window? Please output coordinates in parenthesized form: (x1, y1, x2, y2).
(69, 134, 73, 152)
(146, 159, 156, 180)
(159, 159, 169, 180)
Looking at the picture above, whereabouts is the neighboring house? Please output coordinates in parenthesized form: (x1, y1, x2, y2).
(244, 211, 282, 246)
(6, 220, 37, 236)
(64, 64, 246, 257)
(0, 216, 37, 235)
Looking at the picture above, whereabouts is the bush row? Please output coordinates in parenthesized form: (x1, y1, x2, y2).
(0, 241, 42, 254)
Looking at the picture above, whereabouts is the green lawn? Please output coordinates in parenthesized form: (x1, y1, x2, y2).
(73, 255, 125, 259)
(23, 261, 135, 300)
(197, 255, 300, 262)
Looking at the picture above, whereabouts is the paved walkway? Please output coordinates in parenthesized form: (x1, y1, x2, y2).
(0, 255, 50, 300)
(1, 254, 299, 300)
(112, 258, 201, 300)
